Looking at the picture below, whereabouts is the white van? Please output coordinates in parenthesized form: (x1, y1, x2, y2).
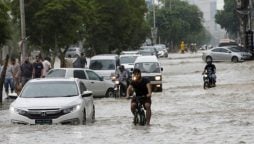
(133, 55, 163, 92)
(89, 54, 120, 80)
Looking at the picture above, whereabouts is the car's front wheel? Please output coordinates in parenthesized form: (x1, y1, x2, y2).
(105, 88, 114, 97)
(232, 56, 238, 63)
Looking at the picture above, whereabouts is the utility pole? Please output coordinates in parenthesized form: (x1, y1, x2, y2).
(20, 0, 26, 61)
(151, 0, 157, 45)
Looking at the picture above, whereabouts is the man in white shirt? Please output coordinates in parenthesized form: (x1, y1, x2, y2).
(42, 57, 52, 78)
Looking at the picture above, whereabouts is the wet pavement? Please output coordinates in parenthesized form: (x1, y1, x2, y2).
(1, 52, 254, 144)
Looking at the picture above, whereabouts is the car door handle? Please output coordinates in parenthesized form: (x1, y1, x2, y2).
(91, 82, 94, 84)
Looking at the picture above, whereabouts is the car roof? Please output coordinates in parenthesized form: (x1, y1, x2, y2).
(29, 78, 79, 83)
(50, 68, 89, 71)
(91, 54, 118, 60)
(134, 55, 158, 63)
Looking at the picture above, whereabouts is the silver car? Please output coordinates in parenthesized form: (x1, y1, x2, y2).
(46, 68, 115, 98)
(202, 47, 244, 63)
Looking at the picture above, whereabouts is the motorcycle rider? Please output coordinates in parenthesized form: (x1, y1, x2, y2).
(202, 59, 216, 86)
(116, 65, 129, 96)
(126, 68, 152, 125)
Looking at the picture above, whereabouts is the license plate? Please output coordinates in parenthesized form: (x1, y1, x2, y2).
(35, 119, 52, 124)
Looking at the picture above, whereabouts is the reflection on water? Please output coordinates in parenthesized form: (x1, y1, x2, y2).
(0, 98, 15, 110)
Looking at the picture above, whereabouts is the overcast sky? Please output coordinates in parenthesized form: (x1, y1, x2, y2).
(217, 0, 224, 10)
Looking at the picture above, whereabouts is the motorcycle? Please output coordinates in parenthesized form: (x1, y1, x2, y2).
(133, 96, 146, 126)
(203, 72, 215, 89)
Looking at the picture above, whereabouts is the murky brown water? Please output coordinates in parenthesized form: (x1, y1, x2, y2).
(1, 52, 254, 144)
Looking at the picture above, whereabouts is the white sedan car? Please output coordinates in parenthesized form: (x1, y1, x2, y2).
(10, 78, 95, 125)
(46, 68, 115, 98)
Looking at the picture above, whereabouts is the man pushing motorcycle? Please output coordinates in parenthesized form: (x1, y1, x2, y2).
(126, 68, 152, 125)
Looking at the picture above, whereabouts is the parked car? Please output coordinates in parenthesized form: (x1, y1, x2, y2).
(9, 78, 95, 125)
(133, 55, 163, 92)
(46, 68, 115, 97)
(89, 54, 120, 80)
(153, 44, 168, 58)
(226, 46, 252, 60)
(202, 47, 244, 63)
(65, 47, 81, 58)
(140, 46, 158, 57)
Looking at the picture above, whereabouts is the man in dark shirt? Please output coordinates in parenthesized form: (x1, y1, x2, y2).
(126, 68, 152, 125)
(202, 60, 216, 85)
(20, 58, 33, 87)
(80, 53, 87, 68)
(33, 56, 44, 78)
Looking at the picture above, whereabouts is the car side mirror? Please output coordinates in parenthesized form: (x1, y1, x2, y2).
(82, 91, 93, 97)
(130, 68, 133, 72)
(100, 76, 104, 81)
(161, 67, 163, 71)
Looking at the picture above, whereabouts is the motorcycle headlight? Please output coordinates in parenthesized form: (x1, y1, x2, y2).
(115, 80, 120, 85)
(111, 76, 116, 81)
(63, 105, 81, 114)
(155, 75, 161, 81)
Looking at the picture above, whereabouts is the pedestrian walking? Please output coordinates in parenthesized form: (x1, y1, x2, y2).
(20, 57, 33, 87)
(4, 60, 14, 95)
(11, 58, 21, 95)
(80, 53, 87, 68)
(42, 56, 52, 78)
(32, 55, 44, 78)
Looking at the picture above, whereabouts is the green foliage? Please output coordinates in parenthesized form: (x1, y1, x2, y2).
(215, 0, 239, 37)
(10, 0, 149, 55)
(0, 0, 10, 46)
(147, 0, 204, 46)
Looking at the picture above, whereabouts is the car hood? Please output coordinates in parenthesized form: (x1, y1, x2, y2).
(11, 96, 81, 110)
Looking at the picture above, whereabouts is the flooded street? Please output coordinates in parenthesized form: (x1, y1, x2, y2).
(1, 52, 254, 144)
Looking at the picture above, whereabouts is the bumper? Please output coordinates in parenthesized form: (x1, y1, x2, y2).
(150, 81, 162, 92)
(10, 110, 82, 125)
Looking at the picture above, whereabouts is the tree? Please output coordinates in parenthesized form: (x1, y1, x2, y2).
(0, 0, 10, 46)
(85, 0, 149, 54)
(215, 0, 239, 38)
(147, 0, 204, 47)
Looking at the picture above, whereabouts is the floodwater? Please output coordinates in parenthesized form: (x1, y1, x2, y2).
(1, 52, 254, 144)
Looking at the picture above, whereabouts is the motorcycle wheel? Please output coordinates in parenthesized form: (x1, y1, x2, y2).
(133, 112, 139, 125)
(139, 110, 146, 126)
(203, 82, 209, 89)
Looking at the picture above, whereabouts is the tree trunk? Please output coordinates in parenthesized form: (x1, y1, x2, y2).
(0, 55, 9, 103)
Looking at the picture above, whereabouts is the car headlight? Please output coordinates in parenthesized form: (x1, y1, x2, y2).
(63, 105, 81, 114)
(155, 75, 161, 81)
(203, 74, 207, 77)
(10, 107, 27, 115)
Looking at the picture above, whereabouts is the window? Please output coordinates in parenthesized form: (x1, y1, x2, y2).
(211, 48, 221, 52)
(47, 69, 66, 77)
(86, 70, 100, 80)
(73, 70, 87, 79)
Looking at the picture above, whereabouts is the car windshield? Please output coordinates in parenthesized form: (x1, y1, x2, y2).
(20, 81, 78, 98)
(89, 59, 115, 70)
(47, 69, 66, 77)
(120, 56, 138, 64)
(134, 62, 160, 73)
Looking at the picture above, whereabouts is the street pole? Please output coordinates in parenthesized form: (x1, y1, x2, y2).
(152, 0, 157, 45)
(20, 0, 26, 62)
